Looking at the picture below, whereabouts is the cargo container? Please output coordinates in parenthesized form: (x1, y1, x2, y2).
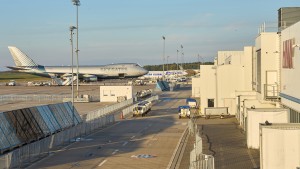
(246, 108, 289, 149)
(260, 123, 300, 169)
(241, 99, 276, 130)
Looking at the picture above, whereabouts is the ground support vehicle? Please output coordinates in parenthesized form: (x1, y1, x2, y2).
(186, 98, 197, 108)
(178, 105, 191, 119)
(133, 101, 152, 117)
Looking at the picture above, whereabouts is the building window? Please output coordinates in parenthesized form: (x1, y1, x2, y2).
(208, 99, 214, 107)
(110, 90, 115, 96)
(103, 90, 109, 96)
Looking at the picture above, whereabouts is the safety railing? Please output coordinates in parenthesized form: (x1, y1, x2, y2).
(189, 119, 215, 169)
(264, 84, 280, 100)
(0, 95, 71, 103)
(190, 154, 215, 169)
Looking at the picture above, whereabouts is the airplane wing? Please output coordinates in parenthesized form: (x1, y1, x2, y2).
(6, 66, 31, 70)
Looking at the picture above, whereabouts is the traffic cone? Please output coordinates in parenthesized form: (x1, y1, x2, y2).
(120, 112, 124, 119)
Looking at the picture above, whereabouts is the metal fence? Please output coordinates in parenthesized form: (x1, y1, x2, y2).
(0, 95, 101, 103)
(190, 154, 215, 169)
(86, 98, 133, 122)
(0, 98, 132, 169)
(189, 119, 215, 169)
(0, 95, 70, 103)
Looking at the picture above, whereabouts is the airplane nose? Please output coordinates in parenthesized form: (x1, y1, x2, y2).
(141, 68, 148, 75)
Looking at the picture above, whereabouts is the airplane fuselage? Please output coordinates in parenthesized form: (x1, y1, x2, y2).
(9, 63, 148, 79)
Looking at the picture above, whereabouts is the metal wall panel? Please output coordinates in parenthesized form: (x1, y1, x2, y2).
(40, 106, 62, 131)
(0, 113, 21, 147)
(64, 102, 82, 123)
(12, 110, 39, 142)
(54, 104, 72, 127)
(4, 111, 29, 143)
(48, 105, 68, 129)
(29, 107, 51, 135)
(0, 113, 20, 152)
(60, 104, 77, 125)
(21, 109, 44, 138)
(58, 103, 78, 125)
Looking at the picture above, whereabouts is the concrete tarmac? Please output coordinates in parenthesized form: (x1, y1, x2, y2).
(27, 86, 192, 169)
(0, 84, 155, 114)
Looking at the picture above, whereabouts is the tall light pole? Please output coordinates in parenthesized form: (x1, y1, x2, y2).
(70, 26, 77, 126)
(162, 36, 166, 80)
(72, 0, 80, 97)
(197, 54, 201, 71)
(181, 45, 184, 69)
(176, 50, 179, 71)
(167, 56, 170, 71)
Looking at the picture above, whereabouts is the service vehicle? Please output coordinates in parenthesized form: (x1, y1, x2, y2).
(178, 105, 191, 119)
(7, 80, 16, 86)
(186, 98, 197, 108)
(133, 100, 152, 117)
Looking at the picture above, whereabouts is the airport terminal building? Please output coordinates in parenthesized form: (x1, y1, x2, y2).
(192, 7, 300, 169)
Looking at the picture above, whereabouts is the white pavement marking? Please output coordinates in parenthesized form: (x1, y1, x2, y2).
(130, 136, 136, 139)
(98, 159, 107, 167)
(112, 149, 119, 155)
(122, 141, 128, 146)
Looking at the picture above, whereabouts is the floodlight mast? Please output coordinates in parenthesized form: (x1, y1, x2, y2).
(69, 26, 77, 126)
(72, 0, 80, 97)
(162, 36, 166, 80)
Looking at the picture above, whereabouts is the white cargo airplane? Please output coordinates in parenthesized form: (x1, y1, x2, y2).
(7, 46, 148, 82)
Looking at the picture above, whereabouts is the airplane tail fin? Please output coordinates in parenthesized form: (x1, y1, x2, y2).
(8, 46, 38, 67)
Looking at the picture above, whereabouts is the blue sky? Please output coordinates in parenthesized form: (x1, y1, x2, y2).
(0, 1, 299, 70)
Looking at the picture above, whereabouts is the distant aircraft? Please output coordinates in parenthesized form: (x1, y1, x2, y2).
(140, 70, 188, 80)
(7, 46, 148, 83)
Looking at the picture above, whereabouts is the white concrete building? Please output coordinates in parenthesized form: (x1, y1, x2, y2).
(198, 65, 216, 114)
(253, 32, 280, 101)
(192, 78, 201, 98)
(100, 86, 133, 102)
(280, 20, 300, 123)
(198, 47, 254, 115)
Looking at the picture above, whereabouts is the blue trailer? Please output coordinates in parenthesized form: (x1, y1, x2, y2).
(186, 98, 197, 108)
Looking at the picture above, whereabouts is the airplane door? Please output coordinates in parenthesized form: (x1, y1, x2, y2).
(119, 73, 125, 78)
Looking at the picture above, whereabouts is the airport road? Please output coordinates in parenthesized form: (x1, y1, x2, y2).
(28, 85, 192, 169)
